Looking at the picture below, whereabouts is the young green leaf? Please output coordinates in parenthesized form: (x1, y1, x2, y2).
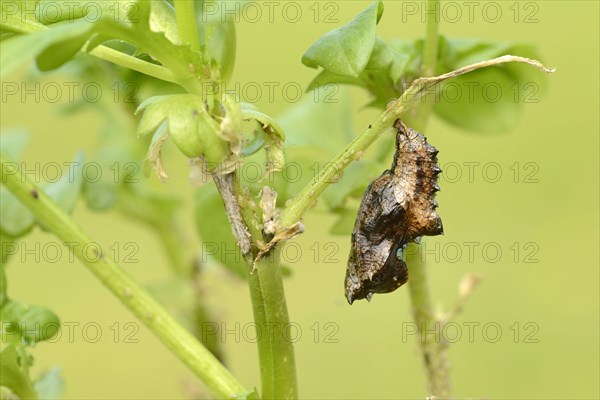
(0, 131, 30, 161)
(0, 346, 38, 400)
(201, 9, 236, 82)
(239, 103, 286, 142)
(239, 102, 286, 176)
(143, 122, 170, 181)
(34, 368, 65, 400)
(366, 37, 410, 84)
(136, 94, 230, 173)
(0, 189, 36, 238)
(302, 0, 384, 77)
(19, 306, 61, 345)
(0, 19, 91, 77)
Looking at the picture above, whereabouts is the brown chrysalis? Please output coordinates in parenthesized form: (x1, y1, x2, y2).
(345, 119, 443, 304)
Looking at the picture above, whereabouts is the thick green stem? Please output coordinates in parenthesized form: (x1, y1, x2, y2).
(248, 246, 297, 399)
(174, 0, 202, 53)
(0, 157, 247, 399)
(211, 171, 297, 398)
(214, 173, 298, 398)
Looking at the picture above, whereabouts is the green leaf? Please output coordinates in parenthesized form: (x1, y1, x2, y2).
(239, 103, 285, 141)
(306, 69, 365, 92)
(194, 186, 248, 279)
(1, 305, 27, 347)
(148, 0, 179, 44)
(42, 152, 84, 213)
(0, 1, 44, 33)
(0, 153, 84, 238)
(136, 94, 229, 164)
(238, 102, 286, 175)
(0, 133, 33, 239)
(0, 346, 37, 400)
(302, 0, 384, 77)
(34, 368, 64, 400)
(0, 19, 90, 77)
(201, 8, 236, 82)
(366, 37, 410, 84)
(0, 302, 60, 345)
(82, 180, 118, 211)
(255, 92, 354, 203)
(0, 189, 36, 238)
(0, 131, 30, 162)
(433, 69, 522, 133)
(32, 0, 203, 79)
(35, 1, 137, 25)
(387, 38, 422, 77)
(329, 207, 358, 236)
(433, 39, 548, 133)
(36, 27, 96, 71)
(0, 263, 8, 308)
(18, 305, 61, 345)
(322, 159, 385, 209)
(143, 122, 170, 181)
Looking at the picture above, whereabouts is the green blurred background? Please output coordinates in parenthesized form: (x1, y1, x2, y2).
(1, 1, 598, 399)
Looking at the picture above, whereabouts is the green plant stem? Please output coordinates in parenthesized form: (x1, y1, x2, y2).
(2, 19, 179, 84)
(248, 246, 297, 399)
(280, 55, 554, 227)
(406, 246, 450, 397)
(216, 173, 298, 399)
(413, 0, 440, 131)
(174, 0, 201, 53)
(89, 45, 179, 83)
(0, 157, 247, 399)
(404, 1, 453, 398)
(278, 53, 552, 398)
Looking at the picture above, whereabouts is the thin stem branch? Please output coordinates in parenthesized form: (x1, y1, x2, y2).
(89, 46, 179, 83)
(0, 157, 248, 399)
(406, 2, 452, 397)
(406, 245, 450, 397)
(413, 0, 440, 131)
(175, 0, 202, 53)
(280, 55, 554, 227)
(2, 19, 179, 84)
